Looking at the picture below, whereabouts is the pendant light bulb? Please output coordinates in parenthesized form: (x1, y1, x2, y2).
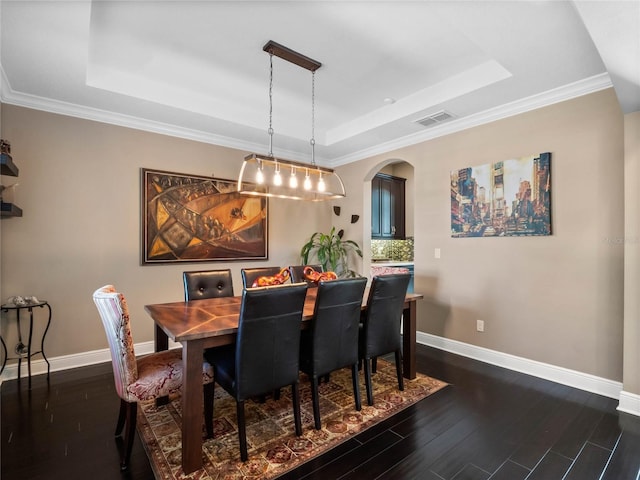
(317, 171, 326, 192)
(304, 169, 312, 190)
(256, 161, 265, 184)
(289, 166, 298, 188)
(273, 162, 282, 186)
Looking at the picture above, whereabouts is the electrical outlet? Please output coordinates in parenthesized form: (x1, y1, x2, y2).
(476, 319, 485, 332)
(434, 248, 441, 259)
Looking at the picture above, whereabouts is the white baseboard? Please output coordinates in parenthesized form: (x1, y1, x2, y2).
(0, 340, 158, 385)
(618, 391, 640, 417)
(417, 332, 626, 402)
(3, 335, 638, 418)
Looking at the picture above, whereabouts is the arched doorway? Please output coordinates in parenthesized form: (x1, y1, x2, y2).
(363, 159, 415, 289)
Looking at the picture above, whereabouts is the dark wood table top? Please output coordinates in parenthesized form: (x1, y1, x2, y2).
(145, 288, 423, 344)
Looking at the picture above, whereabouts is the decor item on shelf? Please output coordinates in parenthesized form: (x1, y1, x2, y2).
(5, 295, 39, 306)
(1, 139, 23, 218)
(300, 226, 363, 278)
(251, 267, 291, 287)
(0, 139, 18, 176)
(237, 41, 346, 201)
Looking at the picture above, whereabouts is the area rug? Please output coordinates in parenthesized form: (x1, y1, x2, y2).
(137, 360, 447, 480)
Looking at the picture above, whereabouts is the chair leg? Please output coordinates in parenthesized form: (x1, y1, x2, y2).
(274, 388, 281, 400)
(395, 349, 404, 391)
(364, 358, 374, 406)
(311, 375, 321, 430)
(237, 400, 248, 462)
(121, 401, 137, 471)
(351, 364, 361, 411)
(115, 398, 127, 436)
(291, 382, 302, 436)
(204, 382, 214, 439)
(372, 356, 377, 373)
(323, 373, 331, 383)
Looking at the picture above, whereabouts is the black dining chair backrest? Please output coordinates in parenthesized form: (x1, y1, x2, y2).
(361, 273, 411, 358)
(303, 277, 367, 377)
(235, 282, 308, 400)
(240, 266, 283, 288)
(183, 269, 234, 301)
(300, 276, 367, 429)
(288, 264, 324, 284)
(204, 282, 308, 461)
(359, 273, 411, 405)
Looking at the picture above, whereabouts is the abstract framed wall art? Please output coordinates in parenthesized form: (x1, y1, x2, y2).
(141, 169, 268, 264)
(451, 152, 551, 238)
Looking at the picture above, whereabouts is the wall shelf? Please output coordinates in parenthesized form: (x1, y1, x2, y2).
(1, 141, 22, 218)
(1, 153, 19, 177)
(1, 202, 23, 218)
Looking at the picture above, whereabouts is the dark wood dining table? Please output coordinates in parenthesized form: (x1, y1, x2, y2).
(145, 287, 423, 474)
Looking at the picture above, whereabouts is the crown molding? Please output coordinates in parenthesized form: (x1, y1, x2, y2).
(0, 66, 612, 168)
(328, 73, 613, 167)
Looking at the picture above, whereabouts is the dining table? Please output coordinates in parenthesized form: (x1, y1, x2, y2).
(145, 286, 423, 474)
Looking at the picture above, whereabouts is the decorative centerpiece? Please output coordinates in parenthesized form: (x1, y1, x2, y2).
(302, 266, 337, 284)
(252, 268, 291, 287)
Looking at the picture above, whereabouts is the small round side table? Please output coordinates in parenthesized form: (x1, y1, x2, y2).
(0, 300, 52, 388)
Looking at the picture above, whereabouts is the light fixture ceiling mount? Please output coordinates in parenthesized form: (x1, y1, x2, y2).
(237, 41, 346, 201)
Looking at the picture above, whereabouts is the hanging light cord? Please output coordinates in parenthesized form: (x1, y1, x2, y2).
(310, 71, 316, 166)
(268, 52, 274, 158)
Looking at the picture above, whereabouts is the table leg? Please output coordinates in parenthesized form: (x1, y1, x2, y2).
(154, 324, 169, 352)
(27, 307, 34, 389)
(0, 335, 7, 376)
(182, 339, 204, 474)
(154, 324, 170, 407)
(40, 304, 52, 379)
(16, 309, 22, 382)
(402, 301, 417, 380)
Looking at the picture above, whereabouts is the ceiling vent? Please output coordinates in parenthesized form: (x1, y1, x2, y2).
(415, 110, 456, 128)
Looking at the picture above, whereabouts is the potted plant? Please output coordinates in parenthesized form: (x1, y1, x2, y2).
(300, 227, 363, 278)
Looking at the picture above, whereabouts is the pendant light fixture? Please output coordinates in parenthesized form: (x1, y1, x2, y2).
(238, 41, 346, 201)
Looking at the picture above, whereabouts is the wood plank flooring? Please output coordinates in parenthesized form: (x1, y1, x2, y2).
(2, 344, 639, 479)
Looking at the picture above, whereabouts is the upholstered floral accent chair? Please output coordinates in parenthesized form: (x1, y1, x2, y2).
(92, 285, 214, 470)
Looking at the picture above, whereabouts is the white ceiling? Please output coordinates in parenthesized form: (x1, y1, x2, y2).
(1, 1, 638, 167)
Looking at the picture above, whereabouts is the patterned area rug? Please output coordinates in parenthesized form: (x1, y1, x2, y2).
(137, 360, 447, 480)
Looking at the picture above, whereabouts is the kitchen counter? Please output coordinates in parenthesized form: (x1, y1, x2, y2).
(370, 261, 415, 292)
(370, 261, 414, 266)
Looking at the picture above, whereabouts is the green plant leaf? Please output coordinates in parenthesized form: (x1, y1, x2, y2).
(298, 228, 363, 278)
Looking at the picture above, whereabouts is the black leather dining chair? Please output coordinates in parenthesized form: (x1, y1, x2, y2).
(204, 282, 308, 461)
(241, 266, 283, 288)
(288, 264, 324, 284)
(183, 269, 234, 301)
(299, 277, 367, 429)
(359, 273, 411, 406)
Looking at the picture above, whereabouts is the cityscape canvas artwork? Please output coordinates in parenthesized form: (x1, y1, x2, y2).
(451, 152, 551, 238)
(142, 169, 268, 264)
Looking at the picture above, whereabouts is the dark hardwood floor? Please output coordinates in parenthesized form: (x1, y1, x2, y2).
(2, 344, 639, 479)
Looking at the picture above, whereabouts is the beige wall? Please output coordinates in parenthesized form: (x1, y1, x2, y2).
(0, 105, 332, 359)
(624, 111, 640, 395)
(0, 88, 630, 385)
(337, 89, 625, 381)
